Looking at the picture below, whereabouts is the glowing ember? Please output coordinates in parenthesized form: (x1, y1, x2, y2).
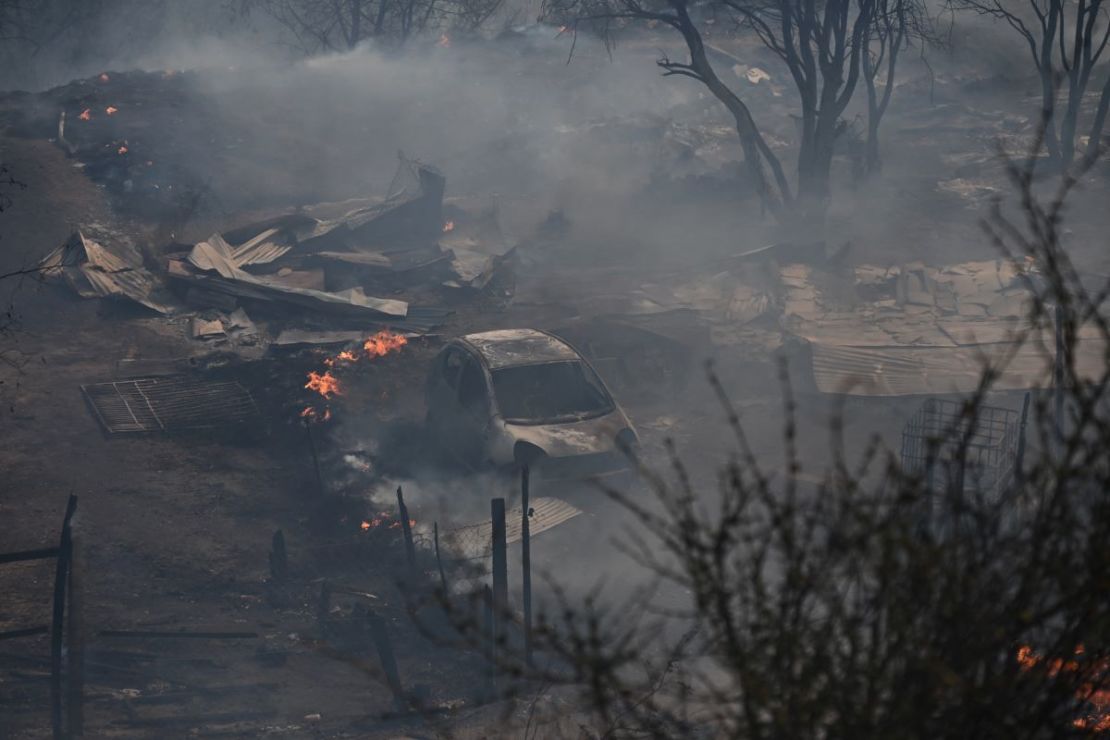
(105, 106, 118, 116)
(305, 370, 342, 399)
(300, 406, 332, 423)
(117, 145, 128, 155)
(98, 73, 110, 83)
(78, 108, 92, 121)
(1018, 645, 1110, 731)
(363, 330, 407, 358)
(360, 520, 371, 530)
(442, 220, 455, 232)
(437, 33, 450, 48)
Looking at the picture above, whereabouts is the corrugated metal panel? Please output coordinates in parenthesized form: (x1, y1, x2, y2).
(441, 497, 583, 560)
(809, 336, 1107, 396)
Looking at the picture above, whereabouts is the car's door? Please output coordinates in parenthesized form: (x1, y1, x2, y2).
(427, 345, 466, 439)
(453, 353, 492, 465)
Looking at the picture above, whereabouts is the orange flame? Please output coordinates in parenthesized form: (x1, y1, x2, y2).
(117, 145, 128, 155)
(78, 108, 91, 121)
(98, 73, 110, 83)
(1018, 645, 1110, 731)
(363, 330, 407, 358)
(442, 220, 455, 233)
(105, 106, 118, 116)
(437, 33, 450, 48)
(305, 370, 342, 399)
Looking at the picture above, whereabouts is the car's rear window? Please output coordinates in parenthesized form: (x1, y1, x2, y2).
(491, 361, 614, 422)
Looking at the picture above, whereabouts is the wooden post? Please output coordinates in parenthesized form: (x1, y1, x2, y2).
(269, 530, 288, 583)
(482, 584, 495, 699)
(67, 519, 85, 738)
(521, 465, 533, 667)
(367, 611, 404, 713)
(490, 498, 508, 633)
(433, 522, 447, 593)
(396, 487, 416, 570)
(51, 494, 77, 740)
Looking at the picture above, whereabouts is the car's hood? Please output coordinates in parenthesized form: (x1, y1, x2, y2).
(504, 411, 630, 458)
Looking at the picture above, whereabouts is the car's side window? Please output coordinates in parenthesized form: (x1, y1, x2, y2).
(442, 348, 465, 390)
(458, 358, 487, 412)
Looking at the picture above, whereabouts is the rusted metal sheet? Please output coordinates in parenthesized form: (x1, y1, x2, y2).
(81, 377, 260, 434)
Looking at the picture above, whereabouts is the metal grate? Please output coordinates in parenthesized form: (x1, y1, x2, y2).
(82, 376, 260, 434)
(900, 397, 1019, 497)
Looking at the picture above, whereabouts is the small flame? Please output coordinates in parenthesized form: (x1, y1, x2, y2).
(305, 370, 342, 399)
(105, 106, 118, 116)
(98, 73, 110, 83)
(324, 349, 358, 367)
(442, 220, 455, 233)
(437, 33, 450, 48)
(117, 145, 128, 155)
(360, 520, 371, 530)
(363, 330, 407, 358)
(78, 109, 92, 122)
(558, 25, 569, 34)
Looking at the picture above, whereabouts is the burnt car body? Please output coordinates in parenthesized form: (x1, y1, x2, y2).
(425, 329, 638, 479)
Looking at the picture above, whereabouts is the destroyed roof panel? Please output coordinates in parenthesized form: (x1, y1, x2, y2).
(807, 337, 1108, 396)
(462, 329, 579, 369)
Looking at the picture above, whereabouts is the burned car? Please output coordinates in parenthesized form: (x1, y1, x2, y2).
(425, 329, 638, 479)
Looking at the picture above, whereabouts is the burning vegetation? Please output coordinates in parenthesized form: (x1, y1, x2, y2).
(301, 330, 408, 422)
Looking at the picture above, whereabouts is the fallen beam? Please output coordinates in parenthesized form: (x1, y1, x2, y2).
(0, 547, 60, 564)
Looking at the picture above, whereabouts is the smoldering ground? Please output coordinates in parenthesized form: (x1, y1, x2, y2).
(4, 3, 1110, 736)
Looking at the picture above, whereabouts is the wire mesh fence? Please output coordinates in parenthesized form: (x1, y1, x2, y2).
(900, 397, 1020, 499)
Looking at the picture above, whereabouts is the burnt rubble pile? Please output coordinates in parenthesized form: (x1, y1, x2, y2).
(39, 155, 517, 354)
(1, 69, 209, 215)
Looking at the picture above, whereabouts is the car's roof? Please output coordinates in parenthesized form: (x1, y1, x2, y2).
(459, 329, 580, 370)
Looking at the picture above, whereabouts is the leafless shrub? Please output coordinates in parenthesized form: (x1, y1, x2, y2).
(431, 118, 1110, 738)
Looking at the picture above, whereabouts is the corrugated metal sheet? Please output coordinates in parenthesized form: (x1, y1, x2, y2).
(441, 497, 583, 560)
(231, 227, 293, 267)
(809, 335, 1107, 396)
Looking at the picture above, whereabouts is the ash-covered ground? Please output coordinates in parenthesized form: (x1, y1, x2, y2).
(1, 14, 1109, 739)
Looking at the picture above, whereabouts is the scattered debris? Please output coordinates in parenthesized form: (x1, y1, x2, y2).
(39, 231, 177, 315)
(781, 259, 1108, 395)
